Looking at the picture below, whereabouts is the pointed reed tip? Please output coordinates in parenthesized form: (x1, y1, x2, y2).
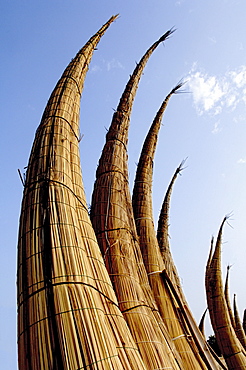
(158, 27, 176, 43)
(224, 212, 234, 229)
(171, 80, 185, 94)
(97, 14, 119, 36)
(176, 157, 188, 174)
(227, 263, 233, 271)
(106, 14, 119, 25)
(201, 307, 208, 317)
(225, 211, 233, 220)
(221, 213, 232, 228)
(215, 215, 232, 247)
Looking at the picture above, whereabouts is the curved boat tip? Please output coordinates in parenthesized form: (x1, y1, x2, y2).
(206, 216, 246, 369)
(105, 27, 176, 146)
(198, 308, 208, 336)
(17, 16, 145, 370)
(243, 309, 246, 336)
(157, 158, 186, 257)
(90, 31, 186, 370)
(132, 82, 184, 223)
(233, 294, 246, 349)
(224, 265, 236, 330)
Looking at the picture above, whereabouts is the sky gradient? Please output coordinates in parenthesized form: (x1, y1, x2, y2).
(1, 1, 246, 368)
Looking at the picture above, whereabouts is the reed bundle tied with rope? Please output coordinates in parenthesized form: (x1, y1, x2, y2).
(131, 84, 222, 370)
(17, 16, 148, 370)
(224, 265, 236, 331)
(90, 29, 184, 370)
(233, 294, 246, 350)
(205, 217, 246, 370)
(17, 14, 242, 370)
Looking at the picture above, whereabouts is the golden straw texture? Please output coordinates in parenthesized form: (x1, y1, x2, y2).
(224, 266, 236, 331)
(91, 31, 184, 370)
(17, 16, 148, 370)
(206, 217, 246, 370)
(233, 294, 246, 350)
(132, 86, 220, 370)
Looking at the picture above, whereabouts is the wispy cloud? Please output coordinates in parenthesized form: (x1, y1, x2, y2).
(90, 65, 102, 73)
(187, 64, 246, 116)
(188, 70, 227, 113)
(90, 58, 124, 73)
(229, 65, 246, 88)
(237, 158, 246, 164)
(239, 42, 244, 51)
(208, 36, 217, 44)
(212, 120, 221, 134)
(175, 0, 185, 5)
(106, 58, 124, 71)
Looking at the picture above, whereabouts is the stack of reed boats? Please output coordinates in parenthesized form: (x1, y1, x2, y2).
(17, 15, 246, 370)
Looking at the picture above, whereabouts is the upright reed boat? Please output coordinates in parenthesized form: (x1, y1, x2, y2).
(17, 15, 245, 370)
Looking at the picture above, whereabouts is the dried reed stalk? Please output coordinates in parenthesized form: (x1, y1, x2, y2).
(132, 84, 221, 370)
(224, 265, 236, 330)
(205, 217, 246, 369)
(198, 309, 207, 336)
(233, 294, 246, 350)
(158, 166, 224, 370)
(205, 236, 215, 335)
(17, 16, 149, 370)
(157, 161, 186, 299)
(132, 82, 183, 273)
(91, 31, 184, 370)
(243, 310, 246, 336)
(157, 166, 226, 370)
(198, 309, 228, 368)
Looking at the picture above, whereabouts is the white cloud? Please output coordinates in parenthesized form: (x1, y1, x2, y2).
(90, 65, 101, 73)
(237, 158, 246, 164)
(187, 64, 246, 116)
(226, 94, 237, 109)
(233, 114, 246, 124)
(243, 88, 246, 104)
(175, 0, 185, 6)
(229, 66, 246, 88)
(212, 120, 221, 134)
(106, 58, 124, 71)
(90, 59, 124, 73)
(214, 106, 222, 115)
(187, 70, 227, 114)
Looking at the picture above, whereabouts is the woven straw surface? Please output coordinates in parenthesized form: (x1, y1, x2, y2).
(17, 16, 147, 370)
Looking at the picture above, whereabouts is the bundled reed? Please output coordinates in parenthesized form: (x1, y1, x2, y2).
(132, 85, 221, 370)
(17, 13, 244, 370)
(205, 217, 246, 369)
(198, 309, 207, 336)
(132, 82, 182, 274)
(224, 266, 236, 330)
(233, 294, 246, 350)
(205, 236, 215, 335)
(198, 308, 228, 369)
(243, 310, 246, 336)
(17, 16, 149, 370)
(156, 162, 218, 370)
(157, 161, 186, 299)
(90, 31, 185, 370)
(156, 162, 221, 369)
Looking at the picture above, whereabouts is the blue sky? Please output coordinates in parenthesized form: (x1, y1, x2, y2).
(1, 1, 246, 368)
